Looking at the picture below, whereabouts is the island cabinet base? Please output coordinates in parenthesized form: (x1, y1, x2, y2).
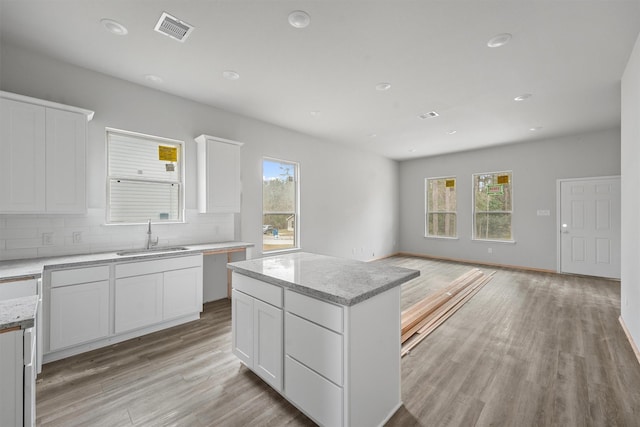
(231, 271, 402, 427)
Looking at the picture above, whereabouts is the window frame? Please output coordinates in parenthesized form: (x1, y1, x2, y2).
(262, 156, 300, 254)
(105, 127, 185, 225)
(472, 170, 514, 242)
(424, 176, 458, 239)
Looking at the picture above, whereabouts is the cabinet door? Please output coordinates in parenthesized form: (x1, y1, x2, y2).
(253, 299, 283, 391)
(231, 289, 254, 367)
(0, 98, 46, 213)
(0, 330, 23, 427)
(49, 280, 110, 350)
(163, 267, 203, 320)
(198, 138, 242, 213)
(115, 273, 163, 333)
(209, 140, 240, 212)
(45, 108, 86, 213)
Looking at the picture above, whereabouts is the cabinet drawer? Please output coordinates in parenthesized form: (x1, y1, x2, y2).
(285, 290, 343, 333)
(51, 265, 109, 288)
(0, 278, 37, 299)
(285, 355, 342, 427)
(232, 272, 282, 308)
(116, 254, 203, 278)
(285, 312, 342, 385)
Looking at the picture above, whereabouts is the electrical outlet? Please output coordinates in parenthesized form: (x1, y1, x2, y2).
(42, 232, 53, 246)
(72, 231, 82, 244)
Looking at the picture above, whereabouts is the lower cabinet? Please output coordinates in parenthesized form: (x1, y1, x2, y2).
(231, 274, 283, 392)
(45, 254, 203, 362)
(0, 326, 36, 427)
(115, 273, 163, 334)
(49, 266, 110, 351)
(231, 271, 402, 427)
(163, 267, 203, 320)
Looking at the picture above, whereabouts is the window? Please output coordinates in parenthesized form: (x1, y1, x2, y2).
(473, 171, 513, 241)
(262, 158, 299, 252)
(425, 177, 457, 238)
(107, 129, 183, 223)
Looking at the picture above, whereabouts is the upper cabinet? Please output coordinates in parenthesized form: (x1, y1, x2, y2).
(195, 134, 243, 213)
(0, 91, 94, 214)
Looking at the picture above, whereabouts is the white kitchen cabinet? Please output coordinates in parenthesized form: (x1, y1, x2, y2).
(44, 107, 87, 213)
(115, 255, 203, 333)
(195, 134, 243, 213)
(230, 270, 402, 427)
(231, 273, 283, 391)
(231, 288, 254, 366)
(163, 267, 202, 320)
(0, 278, 38, 300)
(115, 273, 163, 334)
(49, 266, 110, 351)
(0, 330, 23, 427)
(0, 98, 46, 213)
(253, 298, 283, 390)
(0, 91, 93, 214)
(44, 254, 204, 363)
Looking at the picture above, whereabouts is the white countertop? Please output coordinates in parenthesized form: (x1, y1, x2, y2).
(0, 295, 38, 332)
(228, 252, 420, 306)
(0, 241, 254, 282)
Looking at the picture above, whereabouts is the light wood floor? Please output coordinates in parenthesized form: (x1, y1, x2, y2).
(36, 256, 640, 426)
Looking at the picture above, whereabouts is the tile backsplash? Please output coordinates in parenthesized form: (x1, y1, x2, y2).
(0, 208, 235, 261)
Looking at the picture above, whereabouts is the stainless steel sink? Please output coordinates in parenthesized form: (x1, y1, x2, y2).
(116, 246, 189, 256)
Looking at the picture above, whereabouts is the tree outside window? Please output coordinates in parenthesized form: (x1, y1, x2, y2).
(473, 171, 513, 241)
(426, 177, 457, 238)
(263, 158, 299, 252)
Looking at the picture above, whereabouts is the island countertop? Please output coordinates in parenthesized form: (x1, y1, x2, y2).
(227, 252, 419, 306)
(0, 295, 38, 332)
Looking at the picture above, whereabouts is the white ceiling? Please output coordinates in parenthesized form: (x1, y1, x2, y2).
(1, 1, 639, 160)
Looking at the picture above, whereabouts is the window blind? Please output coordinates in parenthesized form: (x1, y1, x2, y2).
(107, 130, 183, 223)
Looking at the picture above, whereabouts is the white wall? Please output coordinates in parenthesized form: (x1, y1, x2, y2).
(621, 32, 640, 350)
(0, 42, 399, 261)
(399, 129, 621, 271)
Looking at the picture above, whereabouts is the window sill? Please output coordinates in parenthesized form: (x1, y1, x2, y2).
(424, 235, 459, 240)
(471, 238, 516, 244)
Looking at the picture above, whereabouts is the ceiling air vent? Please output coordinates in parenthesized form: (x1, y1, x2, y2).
(154, 12, 194, 42)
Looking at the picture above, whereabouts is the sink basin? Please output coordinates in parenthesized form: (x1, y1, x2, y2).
(116, 246, 189, 256)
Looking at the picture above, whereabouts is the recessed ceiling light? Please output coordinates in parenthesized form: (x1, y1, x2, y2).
(446, 130, 457, 135)
(288, 10, 311, 28)
(487, 33, 512, 48)
(514, 93, 532, 101)
(222, 70, 240, 80)
(419, 111, 439, 119)
(529, 126, 543, 132)
(144, 74, 164, 84)
(375, 82, 391, 91)
(101, 18, 128, 35)
(310, 110, 320, 117)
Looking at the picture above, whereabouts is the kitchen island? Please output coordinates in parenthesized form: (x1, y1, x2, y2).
(228, 252, 419, 427)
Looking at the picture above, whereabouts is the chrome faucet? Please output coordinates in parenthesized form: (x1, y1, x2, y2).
(146, 219, 159, 249)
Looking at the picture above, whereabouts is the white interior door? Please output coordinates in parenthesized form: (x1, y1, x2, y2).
(559, 177, 621, 278)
